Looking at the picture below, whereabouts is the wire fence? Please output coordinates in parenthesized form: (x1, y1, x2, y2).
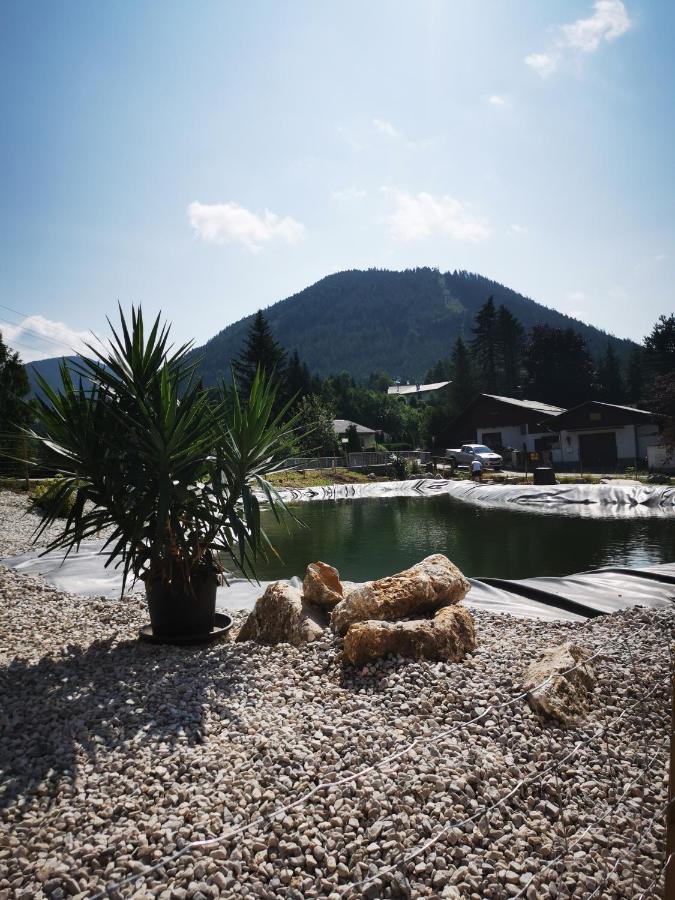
(88, 622, 673, 899)
(0, 432, 57, 480)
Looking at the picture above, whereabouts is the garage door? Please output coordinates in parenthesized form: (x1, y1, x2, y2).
(579, 432, 617, 471)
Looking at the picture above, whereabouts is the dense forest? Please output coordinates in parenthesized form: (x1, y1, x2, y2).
(194, 267, 636, 385)
(221, 300, 673, 457)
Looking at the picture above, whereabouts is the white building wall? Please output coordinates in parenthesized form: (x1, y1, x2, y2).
(552, 425, 637, 465)
(637, 424, 662, 458)
(477, 424, 558, 453)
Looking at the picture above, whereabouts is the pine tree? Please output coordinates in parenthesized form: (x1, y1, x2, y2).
(233, 310, 287, 395)
(626, 346, 646, 405)
(471, 296, 498, 392)
(597, 342, 626, 404)
(644, 313, 675, 376)
(495, 305, 525, 396)
(449, 337, 477, 409)
(0, 331, 31, 432)
(523, 326, 597, 408)
(284, 349, 312, 404)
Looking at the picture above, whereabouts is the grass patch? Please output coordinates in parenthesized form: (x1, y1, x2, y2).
(267, 468, 384, 489)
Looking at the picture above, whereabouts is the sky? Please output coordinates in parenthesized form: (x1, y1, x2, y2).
(0, 0, 673, 361)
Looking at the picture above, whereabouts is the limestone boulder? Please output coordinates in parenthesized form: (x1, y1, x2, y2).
(303, 561, 343, 609)
(342, 604, 476, 666)
(237, 582, 326, 647)
(523, 642, 597, 727)
(331, 554, 470, 636)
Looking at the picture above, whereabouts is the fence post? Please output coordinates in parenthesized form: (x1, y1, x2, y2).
(22, 433, 30, 491)
(667, 649, 675, 900)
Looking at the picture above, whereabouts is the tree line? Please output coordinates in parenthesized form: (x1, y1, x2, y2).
(0, 303, 673, 464)
(231, 302, 675, 455)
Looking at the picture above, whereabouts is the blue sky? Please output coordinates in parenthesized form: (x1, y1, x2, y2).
(0, 0, 673, 361)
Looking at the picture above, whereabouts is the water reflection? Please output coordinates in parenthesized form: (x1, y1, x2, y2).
(255, 495, 675, 582)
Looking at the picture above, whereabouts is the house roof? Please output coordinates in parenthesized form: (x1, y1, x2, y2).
(333, 418, 376, 435)
(387, 381, 451, 396)
(540, 400, 660, 429)
(481, 394, 566, 417)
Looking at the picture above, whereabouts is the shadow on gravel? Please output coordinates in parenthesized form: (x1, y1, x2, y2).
(0, 638, 244, 812)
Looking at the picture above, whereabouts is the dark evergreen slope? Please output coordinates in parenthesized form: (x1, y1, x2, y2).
(196, 267, 635, 384)
(26, 268, 635, 391)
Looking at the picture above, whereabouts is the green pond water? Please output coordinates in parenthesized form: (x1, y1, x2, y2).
(253, 495, 675, 582)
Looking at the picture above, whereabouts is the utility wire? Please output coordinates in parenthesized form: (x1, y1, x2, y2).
(90, 626, 655, 899)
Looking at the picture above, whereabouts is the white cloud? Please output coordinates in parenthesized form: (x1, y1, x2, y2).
(383, 189, 490, 243)
(187, 201, 306, 252)
(508, 223, 528, 235)
(332, 187, 367, 201)
(487, 94, 507, 106)
(1, 315, 95, 362)
(373, 118, 400, 138)
(525, 52, 559, 77)
(562, 0, 631, 51)
(526, 1, 632, 77)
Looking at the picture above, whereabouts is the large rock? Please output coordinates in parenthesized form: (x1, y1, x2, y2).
(331, 554, 470, 636)
(523, 642, 597, 727)
(303, 561, 343, 609)
(236, 582, 326, 646)
(342, 605, 476, 666)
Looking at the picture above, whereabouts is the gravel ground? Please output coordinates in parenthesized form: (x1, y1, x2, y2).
(0, 490, 673, 899)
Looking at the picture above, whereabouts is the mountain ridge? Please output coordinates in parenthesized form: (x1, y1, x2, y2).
(25, 267, 636, 391)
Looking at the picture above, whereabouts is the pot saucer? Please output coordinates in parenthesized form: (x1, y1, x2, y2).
(139, 611, 233, 645)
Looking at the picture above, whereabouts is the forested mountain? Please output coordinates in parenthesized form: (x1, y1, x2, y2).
(26, 267, 635, 391)
(195, 268, 634, 385)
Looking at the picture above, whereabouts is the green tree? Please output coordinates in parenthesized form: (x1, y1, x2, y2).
(295, 395, 339, 456)
(366, 370, 394, 393)
(233, 310, 287, 395)
(597, 342, 626, 404)
(345, 423, 361, 452)
(449, 336, 478, 409)
(471, 296, 498, 392)
(644, 314, 675, 376)
(284, 349, 312, 403)
(643, 314, 675, 446)
(495, 305, 525, 396)
(626, 346, 646, 405)
(424, 358, 452, 383)
(523, 326, 597, 408)
(0, 331, 31, 432)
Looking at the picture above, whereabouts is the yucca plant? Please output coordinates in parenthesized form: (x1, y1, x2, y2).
(31, 306, 296, 639)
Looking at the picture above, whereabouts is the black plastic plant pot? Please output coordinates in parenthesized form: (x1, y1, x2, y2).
(145, 572, 218, 641)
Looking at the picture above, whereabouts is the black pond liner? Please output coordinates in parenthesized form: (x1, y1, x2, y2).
(139, 611, 233, 645)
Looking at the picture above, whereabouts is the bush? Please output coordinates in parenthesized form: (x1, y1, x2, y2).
(30, 477, 77, 518)
(389, 455, 409, 480)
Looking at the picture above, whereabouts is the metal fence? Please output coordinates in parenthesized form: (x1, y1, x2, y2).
(277, 451, 431, 472)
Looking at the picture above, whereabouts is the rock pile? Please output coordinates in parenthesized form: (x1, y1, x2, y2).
(238, 554, 476, 665)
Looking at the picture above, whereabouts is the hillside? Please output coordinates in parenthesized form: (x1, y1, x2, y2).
(26, 268, 636, 391)
(195, 267, 635, 384)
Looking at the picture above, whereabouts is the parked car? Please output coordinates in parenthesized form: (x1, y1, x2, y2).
(445, 443, 503, 470)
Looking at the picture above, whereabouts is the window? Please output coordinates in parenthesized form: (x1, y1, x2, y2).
(481, 432, 503, 450)
(589, 412, 602, 422)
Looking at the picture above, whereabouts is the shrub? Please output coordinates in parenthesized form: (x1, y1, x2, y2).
(389, 455, 409, 480)
(30, 477, 77, 518)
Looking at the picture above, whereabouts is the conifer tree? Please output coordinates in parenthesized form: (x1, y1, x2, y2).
(284, 349, 312, 403)
(626, 346, 646, 405)
(471, 296, 498, 392)
(0, 331, 30, 432)
(597, 342, 626, 404)
(233, 310, 287, 395)
(449, 336, 477, 409)
(495, 305, 525, 396)
(523, 326, 596, 408)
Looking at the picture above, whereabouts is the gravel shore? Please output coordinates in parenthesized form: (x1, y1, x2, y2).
(0, 490, 673, 898)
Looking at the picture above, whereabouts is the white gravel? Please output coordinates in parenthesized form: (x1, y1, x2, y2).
(0, 490, 672, 899)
